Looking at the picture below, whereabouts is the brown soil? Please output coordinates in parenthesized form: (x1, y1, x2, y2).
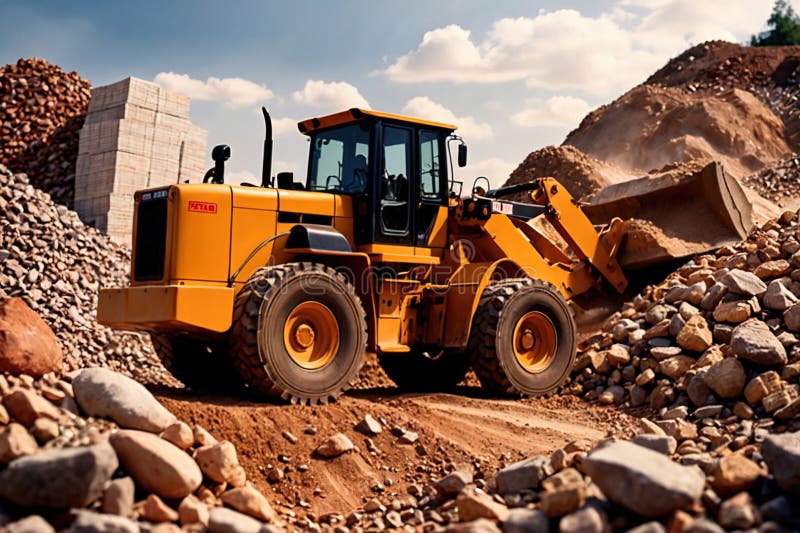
(564, 86, 792, 181)
(156, 386, 635, 519)
(504, 145, 629, 201)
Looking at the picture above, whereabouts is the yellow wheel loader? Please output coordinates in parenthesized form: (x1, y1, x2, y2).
(96, 107, 748, 404)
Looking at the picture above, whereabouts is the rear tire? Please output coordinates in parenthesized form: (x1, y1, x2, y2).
(379, 350, 470, 392)
(229, 262, 367, 404)
(469, 279, 576, 396)
(150, 335, 240, 390)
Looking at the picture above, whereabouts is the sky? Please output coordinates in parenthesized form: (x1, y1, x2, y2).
(1, 0, 796, 188)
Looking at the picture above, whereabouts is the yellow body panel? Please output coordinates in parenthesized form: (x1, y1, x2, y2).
(98, 285, 234, 333)
(357, 243, 442, 265)
(230, 206, 278, 285)
(426, 206, 449, 248)
(278, 190, 335, 216)
(169, 185, 233, 283)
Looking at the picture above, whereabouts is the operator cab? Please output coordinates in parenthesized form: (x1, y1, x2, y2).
(299, 108, 465, 247)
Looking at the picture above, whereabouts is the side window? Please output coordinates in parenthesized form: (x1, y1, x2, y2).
(419, 130, 441, 200)
(308, 123, 370, 193)
(309, 137, 344, 191)
(379, 126, 412, 237)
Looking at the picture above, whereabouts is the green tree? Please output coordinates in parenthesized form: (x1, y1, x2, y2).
(750, 0, 800, 46)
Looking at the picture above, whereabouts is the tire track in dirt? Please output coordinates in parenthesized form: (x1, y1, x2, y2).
(155, 386, 635, 517)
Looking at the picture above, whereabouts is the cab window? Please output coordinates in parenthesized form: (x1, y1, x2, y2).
(419, 130, 442, 200)
(308, 123, 370, 193)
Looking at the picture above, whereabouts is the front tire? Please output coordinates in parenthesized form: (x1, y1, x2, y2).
(469, 279, 576, 396)
(229, 263, 367, 404)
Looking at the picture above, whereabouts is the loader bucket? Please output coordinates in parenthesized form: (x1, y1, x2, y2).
(582, 162, 753, 268)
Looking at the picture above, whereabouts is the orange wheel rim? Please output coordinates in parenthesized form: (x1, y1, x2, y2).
(283, 301, 339, 370)
(512, 311, 557, 373)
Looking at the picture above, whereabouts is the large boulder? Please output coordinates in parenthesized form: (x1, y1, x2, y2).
(73, 368, 176, 433)
(583, 441, 705, 517)
(110, 429, 202, 499)
(761, 431, 800, 495)
(0, 442, 118, 508)
(729, 319, 787, 366)
(0, 297, 62, 377)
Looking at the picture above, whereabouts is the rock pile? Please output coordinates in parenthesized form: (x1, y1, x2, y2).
(0, 368, 282, 532)
(0, 58, 91, 208)
(0, 165, 167, 384)
(573, 210, 800, 443)
(746, 154, 800, 207)
(323, 425, 800, 532)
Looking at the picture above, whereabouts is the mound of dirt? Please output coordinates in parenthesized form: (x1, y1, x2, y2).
(504, 145, 628, 201)
(0, 58, 91, 208)
(647, 40, 800, 149)
(565, 85, 792, 181)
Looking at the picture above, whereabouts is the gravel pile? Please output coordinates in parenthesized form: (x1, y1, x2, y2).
(572, 210, 800, 441)
(336, 427, 800, 532)
(0, 165, 168, 384)
(0, 58, 91, 208)
(746, 154, 800, 207)
(0, 368, 282, 532)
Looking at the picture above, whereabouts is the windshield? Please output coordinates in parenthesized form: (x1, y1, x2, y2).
(308, 123, 370, 194)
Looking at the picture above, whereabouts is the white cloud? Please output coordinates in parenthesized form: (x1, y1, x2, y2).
(379, 2, 779, 96)
(464, 157, 516, 189)
(292, 80, 370, 111)
(272, 117, 298, 137)
(401, 96, 493, 140)
(153, 72, 274, 108)
(511, 96, 593, 128)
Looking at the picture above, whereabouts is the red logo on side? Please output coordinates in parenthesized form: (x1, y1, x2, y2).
(188, 201, 218, 214)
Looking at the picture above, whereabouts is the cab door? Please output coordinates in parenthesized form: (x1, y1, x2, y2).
(415, 129, 448, 249)
(374, 124, 414, 245)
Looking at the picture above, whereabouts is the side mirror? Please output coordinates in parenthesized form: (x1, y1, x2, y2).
(458, 144, 468, 168)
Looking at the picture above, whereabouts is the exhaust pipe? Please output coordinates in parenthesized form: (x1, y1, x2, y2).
(261, 107, 273, 187)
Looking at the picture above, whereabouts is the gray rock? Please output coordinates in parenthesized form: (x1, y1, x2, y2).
(721, 269, 767, 296)
(645, 304, 669, 324)
(502, 508, 548, 533)
(583, 441, 705, 517)
(632, 434, 677, 455)
(764, 280, 798, 310)
(495, 456, 551, 494)
(730, 320, 787, 366)
(436, 470, 473, 497)
(693, 405, 723, 419)
(73, 368, 176, 433)
(208, 507, 266, 533)
(669, 313, 686, 337)
(0, 442, 118, 508)
(761, 431, 800, 495)
(558, 506, 608, 533)
(67, 510, 139, 533)
(5, 515, 55, 533)
(700, 282, 727, 311)
(354, 414, 382, 435)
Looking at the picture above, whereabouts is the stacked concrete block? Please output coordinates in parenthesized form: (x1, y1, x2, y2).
(74, 77, 207, 244)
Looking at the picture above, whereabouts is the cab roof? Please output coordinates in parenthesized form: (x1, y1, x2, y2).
(297, 108, 457, 135)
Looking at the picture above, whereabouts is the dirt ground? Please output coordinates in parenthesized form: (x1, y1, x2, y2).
(155, 384, 635, 519)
